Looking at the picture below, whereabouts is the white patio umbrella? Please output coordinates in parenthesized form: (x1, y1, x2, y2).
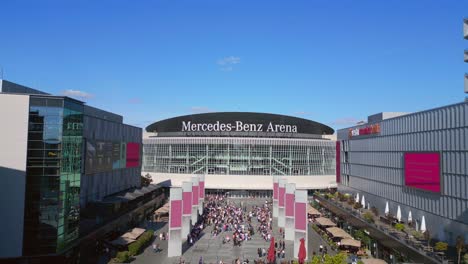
(397, 205, 402, 222)
(421, 216, 427, 233)
(385, 201, 389, 216)
(368, 202, 370, 210)
(408, 211, 413, 223)
(356, 193, 360, 203)
(361, 195, 366, 208)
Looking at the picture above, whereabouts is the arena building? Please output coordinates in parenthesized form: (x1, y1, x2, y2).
(143, 112, 337, 194)
(337, 104, 468, 245)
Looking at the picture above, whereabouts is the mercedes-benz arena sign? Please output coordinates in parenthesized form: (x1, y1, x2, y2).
(146, 112, 334, 137)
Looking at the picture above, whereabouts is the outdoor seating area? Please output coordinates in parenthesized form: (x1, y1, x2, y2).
(110, 227, 147, 247)
(316, 190, 462, 264)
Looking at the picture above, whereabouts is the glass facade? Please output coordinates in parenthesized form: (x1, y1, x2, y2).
(23, 97, 83, 255)
(143, 137, 335, 176)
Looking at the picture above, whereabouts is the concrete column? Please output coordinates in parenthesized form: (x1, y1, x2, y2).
(181, 181, 192, 239)
(198, 174, 205, 216)
(191, 176, 199, 223)
(273, 175, 279, 218)
(168, 187, 183, 257)
(285, 183, 296, 241)
(278, 178, 287, 228)
(294, 189, 308, 261)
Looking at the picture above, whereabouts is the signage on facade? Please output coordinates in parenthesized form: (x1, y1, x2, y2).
(348, 123, 380, 138)
(181, 121, 298, 133)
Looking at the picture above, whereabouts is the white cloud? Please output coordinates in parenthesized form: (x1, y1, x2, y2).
(217, 56, 241, 66)
(331, 117, 362, 126)
(217, 56, 241, 71)
(61, 89, 93, 99)
(190, 106, 214, 114)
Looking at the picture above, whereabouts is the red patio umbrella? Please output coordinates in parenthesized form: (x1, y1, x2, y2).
(267, 237, 276, 264)
(298, 238, 306, 264)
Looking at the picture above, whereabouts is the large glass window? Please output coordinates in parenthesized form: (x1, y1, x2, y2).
(23, 97, 83, 255)
(143, 138, 336, 176)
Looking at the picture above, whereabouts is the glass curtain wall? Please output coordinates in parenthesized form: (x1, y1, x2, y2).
(143, 138, 335, 176)
(23, 97, 83, 255)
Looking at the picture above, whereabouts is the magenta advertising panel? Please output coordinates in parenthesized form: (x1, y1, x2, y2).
(183, 192, 192, 215)
(294, 202, 306, 230)
(192, 186, 199, 206)
(170, 200, 182, 228)
(404, 152, 441, 193)
(199, 181, 205, 200)
(285, 193, 295, 217)
(126, 143, 140, 168)
(279, 187, 285, 207)
(336, 141, 341, 183)
(273, 182, 279, 200)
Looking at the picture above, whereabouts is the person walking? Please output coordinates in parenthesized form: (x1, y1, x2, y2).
(153, 243, 157, 253)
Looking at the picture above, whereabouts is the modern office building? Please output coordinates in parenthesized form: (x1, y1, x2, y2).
(143, 112, 336, 193)
(337, 104, 468, 245)
(0, 80, 142, 259)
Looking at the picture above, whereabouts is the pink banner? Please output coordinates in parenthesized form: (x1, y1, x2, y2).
(294, 202, 306, 230)
(285, 193, 295, 217)
(170, 200, 182, 228)
(404, 152, 440, 193)
(192, 186, 199, 205)
(273, 182, 279, 200)
(279, 187, 285, 207)
(183, 192, 192, 215)
(126, 143, 140, 168)
(199, 181, 205, 200)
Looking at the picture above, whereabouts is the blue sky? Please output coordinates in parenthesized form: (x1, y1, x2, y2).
(1, 0, 467, 130)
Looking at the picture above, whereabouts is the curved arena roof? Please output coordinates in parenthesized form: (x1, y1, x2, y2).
(146, 112, 334, 139)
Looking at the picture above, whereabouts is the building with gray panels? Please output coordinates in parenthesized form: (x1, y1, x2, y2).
(337, 103, 468, 245)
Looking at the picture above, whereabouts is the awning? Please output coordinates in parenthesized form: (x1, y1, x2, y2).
(308, 205, 321, 216)
(110, 236, 136, 246)
(146, 184, 159, 191)
(315, 217, 337, 227)
(155, 203, 170, 214)
(133, 189, 146, 196)
(117, 192, 137, 201)
(140, 187, 152, 194)
(122, 228, 146, 240)
(361, 259, 387, 264)
(340, 238, 361, 248)
(131, 190, 144, 198)
(326, 227, 352, 238)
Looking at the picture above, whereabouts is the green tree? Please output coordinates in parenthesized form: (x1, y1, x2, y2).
(363, 212, 375, 223)
(463, 253, 468, 264)
(394, 223, 405, 232)
(323, 253, 347, 264)
(309, 255, 322, 264)
(456, 235, 465, 264)
(435, 242, 448, 252)
(354, 229, 371, 248)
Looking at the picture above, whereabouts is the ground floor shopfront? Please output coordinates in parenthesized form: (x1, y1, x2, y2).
(205, 189, 273, 198)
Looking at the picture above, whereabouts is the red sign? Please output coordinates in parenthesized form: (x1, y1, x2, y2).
(170, 200, 182, 228)
(285, 193, 295, 217)
(279, 187, 285, 207)
(404, 152, 441, 193)
(349, 123, 380, 138)
(273, 182, 279, 200)
(183, 192, 192, 215)
(294, 202, 306, 230)
(126, 143, 140, 168)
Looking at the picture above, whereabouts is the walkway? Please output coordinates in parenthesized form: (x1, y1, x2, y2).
(134, 197, 326, 264)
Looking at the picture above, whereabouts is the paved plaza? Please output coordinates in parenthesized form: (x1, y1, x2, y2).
(131, 197, 331, 264)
